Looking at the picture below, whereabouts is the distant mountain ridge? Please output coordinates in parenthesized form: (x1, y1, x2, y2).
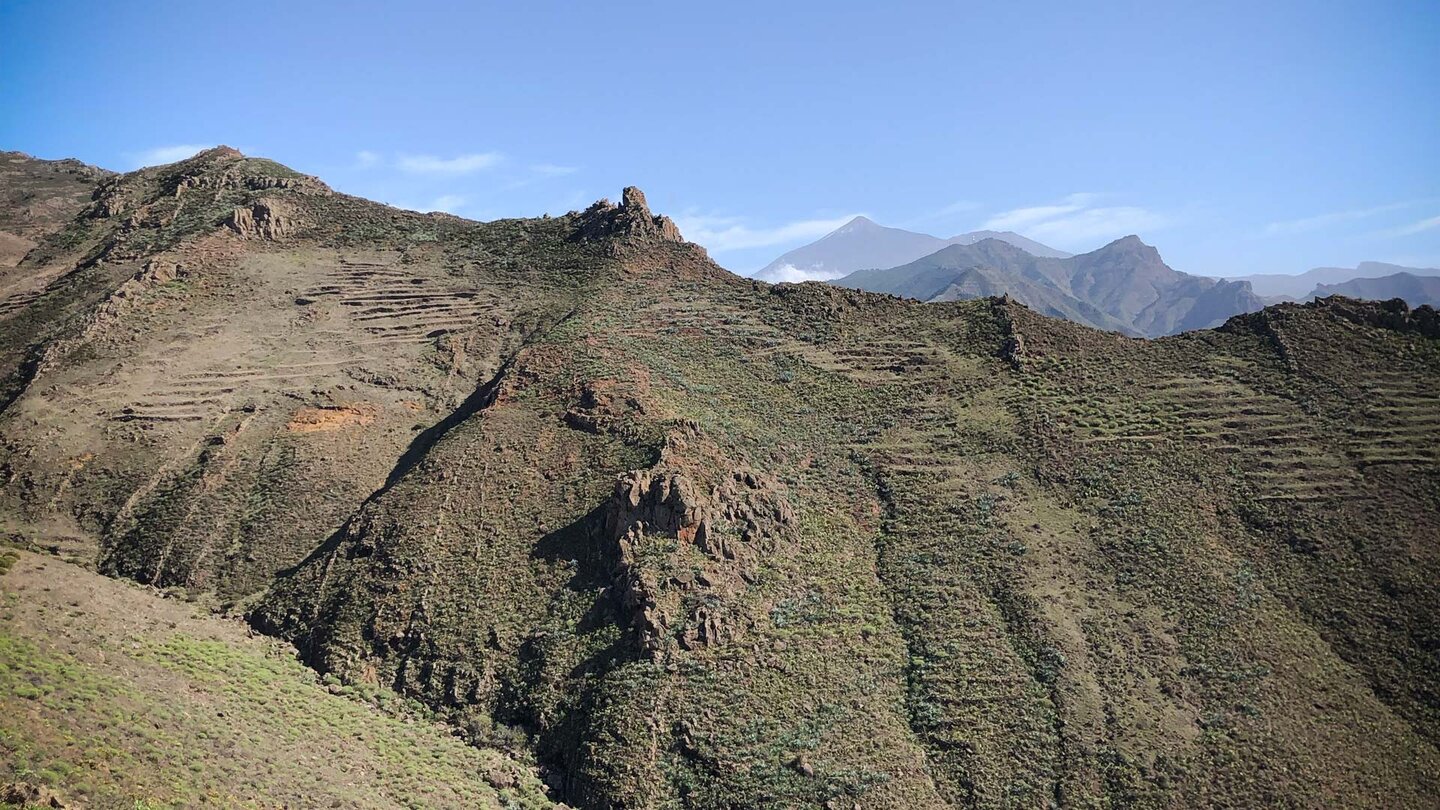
(836, 235, 1264, 337)
(1314, 272, 1440, 308)
(1236, 261, 1440, 300)
(754, 216, 1070, 282)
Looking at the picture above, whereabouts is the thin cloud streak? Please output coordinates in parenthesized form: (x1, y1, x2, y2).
(980, 194, 1167, 246)
(126, 144, 212, 168)
(1383, 214, 1440, 238)
(386, 194, 469, 216)
(396, 152, 504, 174)
(674, 213, 861, 253)
(981, 194, 1100, 232)
(1263, 202, 1415, 236)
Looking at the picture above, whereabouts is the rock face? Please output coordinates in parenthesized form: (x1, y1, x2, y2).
(574, 185, 684, 247)
(227, 199, 303, 240)
(606, 463, 795, 654)
(0, 781, 70, 809)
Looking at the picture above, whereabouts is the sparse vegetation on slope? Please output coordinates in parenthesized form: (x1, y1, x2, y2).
(0, 549, 555, 809)
(1, 150, 1437, 809)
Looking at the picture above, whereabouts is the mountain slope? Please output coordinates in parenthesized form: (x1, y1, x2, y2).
(0, 548, 554, 808)
(842, 241, 1133, 333)
(836, 235, 1265, 336)
(1237, 261, 1440, 299)
(0, 151, 112, 268)
(1313, 271, 1440, 307)
(1, 149, 1438, 809)
(754, 216, 1069, 282)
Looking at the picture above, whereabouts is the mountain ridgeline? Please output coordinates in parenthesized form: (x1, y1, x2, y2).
(1, 148, 1439, 809)
(1312, 271, 1440, 308)
(836, 235, 1266, 337)
(755, 215, 1071, 283)
(1236, 260, 1440, 300)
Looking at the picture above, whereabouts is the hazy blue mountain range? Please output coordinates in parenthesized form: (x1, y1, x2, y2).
(834, 235, 1264, 337)
(1236, 261, 1440, 300)
(754, 216, 1070, 282)
(1313, 272, 1440, 308)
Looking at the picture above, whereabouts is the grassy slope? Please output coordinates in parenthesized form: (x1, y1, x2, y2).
(0, 549, 555, 809)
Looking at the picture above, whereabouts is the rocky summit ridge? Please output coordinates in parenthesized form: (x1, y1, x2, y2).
(0, 147, 1438, 809)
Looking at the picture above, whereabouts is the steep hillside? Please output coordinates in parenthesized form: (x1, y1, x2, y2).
(0, 548, 555, 808)
(836, 235, 1265, 336)
(1312, 272, 1440, 307)
(1, 149, 1438, 809)
(754, 216, 1068, 282)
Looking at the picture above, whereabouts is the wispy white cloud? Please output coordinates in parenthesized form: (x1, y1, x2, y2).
(424, 194, 467, 214)
(935, 200, 981, 216)
(674, 212, 861, 253)
(899, 199, 982, 230)
(1382, 213, 1440, 238)
(980, 193, 1166, 245)
(1027, 206, 1169, 243)
(530, 163, 577, 177)
(396, 152, 504, 174)
(981, 193, 1100, 232)
(388, 194, 469, 215)
(355, 150, 381, 169)
(1263, 202, 1415, 236)
(126, 144, 212, 168)
(760, 263, 854, 283)
(504, 163, 582, 191)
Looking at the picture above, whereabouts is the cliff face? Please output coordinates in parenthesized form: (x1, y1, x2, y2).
(2, 150, 1438, 809)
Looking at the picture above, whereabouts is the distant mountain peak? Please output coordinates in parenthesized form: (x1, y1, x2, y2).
(1108, 234, 1150, 248)
(755, 217, 1069, 281)
(834, 231, 1263, 336)
(832, 215, 881, 235)
(1090, 234, 1161, 261)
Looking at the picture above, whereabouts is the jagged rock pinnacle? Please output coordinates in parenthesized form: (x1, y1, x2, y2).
(576, 186, 684, 245)
(621, 186, 650, 214)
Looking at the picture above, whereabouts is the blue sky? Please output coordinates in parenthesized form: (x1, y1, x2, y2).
(2, 0, 1436, 277)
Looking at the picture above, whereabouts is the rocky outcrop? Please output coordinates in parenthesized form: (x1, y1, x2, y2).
(1317, 295, 1440, 338)
(88, 176, 132, 219)
(173, 167, 330, 198)
(227, 199, 302, 240)
(1220, 296, 1440, 356)
(0, 781, 70, 809)
(605, 464, 795, 655)
(562, 379, 650, 440)
(574, 186, 684, 247)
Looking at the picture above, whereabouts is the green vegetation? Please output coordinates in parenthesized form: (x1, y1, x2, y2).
(0, 550, 552, 801)
(1, 149, 1437, 808)
(0, 551, 554, 808)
